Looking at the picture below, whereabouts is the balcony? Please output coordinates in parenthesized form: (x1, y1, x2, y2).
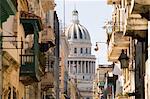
(131, 0, 150, 20)
(108, 32, 129, 61)
(107, 8, 129, 61)
(20, 55, 42, 85)
(20, 11, 44, 85)
(41, 69, 54, 91)
(124, 14, 148, 38)
(2, 36, 21, 71)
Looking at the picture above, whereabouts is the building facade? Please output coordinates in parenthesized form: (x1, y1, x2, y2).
(0, 0, 59, 98)
(93, 64, 113, 99)
(60, 26, 70, 99)
(105, 0, 149, 99)
(65, 9, 96, 99)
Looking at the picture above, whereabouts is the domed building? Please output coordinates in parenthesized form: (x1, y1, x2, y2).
(65, 9, 96, 99)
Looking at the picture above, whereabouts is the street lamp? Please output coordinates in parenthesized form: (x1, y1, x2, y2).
(94, 42, 107, 51)
(118, 49, 129, 69)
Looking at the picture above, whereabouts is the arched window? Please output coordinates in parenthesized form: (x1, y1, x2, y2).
(74, 48, 77, 53)
(79, 28, 83, 39)
(73, 27, 77, 39)
(80, 48, 83, 54)
(83, 29, 87, 39)
(86, 48, 88, 54)
(74, 32, 77, 39)
(89, 48, 91, 54)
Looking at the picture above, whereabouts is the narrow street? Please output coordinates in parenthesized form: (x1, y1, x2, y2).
(0, 0, 149, 99)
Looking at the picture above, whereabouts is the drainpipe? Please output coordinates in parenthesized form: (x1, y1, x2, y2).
(148, 21, 150, 99)
(0, 27, 3, 99)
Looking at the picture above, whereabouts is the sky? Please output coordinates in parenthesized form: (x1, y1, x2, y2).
(55, 0, 113, 66)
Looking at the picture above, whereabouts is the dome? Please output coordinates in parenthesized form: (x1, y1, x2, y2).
(65, 9, 91, 42)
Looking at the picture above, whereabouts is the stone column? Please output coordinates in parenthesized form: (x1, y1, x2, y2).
(88, 61, 90, 73)
(37, 82, 41, 99)
(93, 62, 95, 73)
(78, 61, 80, 73)
(81, 61, 82, 73)
(11, 85, 13, 99)
(87, 61, 90, 73)
(90, 61, 93, 73)
(147, 21, 150, 99)
(92, 62, 94, 73)
(76, 61, 78, 74)
(68, 61, 70, 74)
(90, 62, 92, 73)
(84, 61, 86, 74)
(72, 61, 75, 74)
(43, 91, 46, 99)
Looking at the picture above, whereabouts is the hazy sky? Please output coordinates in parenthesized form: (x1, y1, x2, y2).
(55, 0, 113, 66)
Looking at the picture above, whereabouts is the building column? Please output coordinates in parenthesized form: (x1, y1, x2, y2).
(81, 61, 82, 73)
(72, 61, 75, 74)
(43, 91, 46, 99)
(93, 62, 95, 73)
(89, 61, 91, 73)
(92, 62, 94, 73)
(88, 61, 90, 73)
(11, 85, 13, 99)
(78, 61, 80, 73)
(84, 61, 86, 74)
(90, 61, 93, 73)
(68, 61, 70, 74)
(76, 61, 78, 74)
(37, 82, 41, 99)
(147, 21, 150, 99)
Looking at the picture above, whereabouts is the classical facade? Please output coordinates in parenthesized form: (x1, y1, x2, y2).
(65, 9, 96, 99)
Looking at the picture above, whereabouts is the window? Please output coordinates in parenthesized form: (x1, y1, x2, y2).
(86, 48, 88, 53)
(80, 48, 83, 54)
(74, 32, 77, 39)
(74, 48, 77, 53)
(73, 27, 77, 39)
(89, 48, 91, 54)
(79, 28, 83, 39)
(83, 29, 86, 39)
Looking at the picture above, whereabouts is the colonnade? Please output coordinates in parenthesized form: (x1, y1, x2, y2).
(68, 60, 95, 74)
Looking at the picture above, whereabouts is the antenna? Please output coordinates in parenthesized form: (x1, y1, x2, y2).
(63, 0, 65, 32)
(74, 3, 76, 10)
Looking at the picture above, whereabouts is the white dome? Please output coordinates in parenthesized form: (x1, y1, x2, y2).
(65, 10, 91, 42)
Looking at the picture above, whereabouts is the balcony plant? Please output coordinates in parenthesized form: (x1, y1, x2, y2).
(116, 93, 129, 99)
